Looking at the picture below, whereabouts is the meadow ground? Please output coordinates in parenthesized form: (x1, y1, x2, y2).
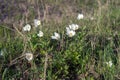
(0, 0, 120, 80)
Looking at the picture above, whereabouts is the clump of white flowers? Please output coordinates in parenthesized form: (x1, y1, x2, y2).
(25, 52, 33, 61)
(51, 32, 60, 40)
(77, 13, 84, 20)
(34, 19, 41, 27)
(37, 31, 44, 37)
(69, 24, 79, 31)
(66, 23, 79, 37)
(106, 61, 112, 67)
(23, 24, 31, 31)
(66, 27, 76, 37)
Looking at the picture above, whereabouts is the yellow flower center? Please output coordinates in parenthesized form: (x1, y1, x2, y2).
(69, 32, 73, 37)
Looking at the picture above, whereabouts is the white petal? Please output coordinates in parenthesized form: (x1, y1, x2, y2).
(66, 30, 76, 37)
(23, 24, 31, 31)
(51, 36, 57, 40)
(77, 13, 84, 20)
(0, 50, 4, 56)
(75, 24, 79, 30)
(37, 31, 43, 37)
(66, 27, 70, 32)
(109, 61, 112, 67)
(54, 32, 60, 39)
(25, 53, 33, 61)
(69, 24, 78, 31)
(90, 17, 94, 20)
(51, 32, 60, 40)
(23, 27, 27, 31)
(69, 25, 72, 29)
(106, 61, 113, 67)
(34, 19, 41, 27)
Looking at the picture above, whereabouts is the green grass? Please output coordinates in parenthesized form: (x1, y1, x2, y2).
(0, 0, 120, 80)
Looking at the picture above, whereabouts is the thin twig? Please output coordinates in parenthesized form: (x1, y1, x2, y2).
(43, 53, 48, 80)
(9, 24, 28, 67)
(37, 0, 41, 19)
(13, 24, 25, 38)
(13, 23, 27, 54)
(1, 25, 15, 32)
(9, 55, 25, 67)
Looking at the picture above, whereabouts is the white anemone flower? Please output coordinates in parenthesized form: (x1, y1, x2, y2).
(77, 13, 84, 20)
(66, 28, 76, 37)
(34, 19, 41, 27)
(51, 32, 60, 40)
(69, 24, 79, 31)
(23, 24, 31, 31)
(25, 53, 33, 61)
(37, 31, 43, 37)
(106, 61, 112, 67)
